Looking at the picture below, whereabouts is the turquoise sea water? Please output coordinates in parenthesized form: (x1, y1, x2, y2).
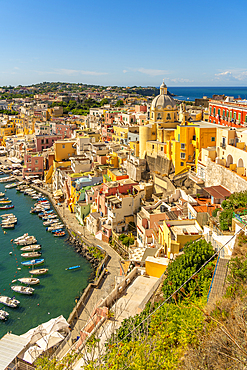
(167, 87, 247, 101)
(0, 183, 93, 339)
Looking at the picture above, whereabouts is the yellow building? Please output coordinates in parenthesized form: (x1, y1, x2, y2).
(145, 256, 169, 278)
(0, 121, 16, 142)
(112, 126, 128, 144)
(75, 129, 100, 142)
(129, 141, 139, 157)
(54, 140, 76, 162)
(159, 219, 203, 259)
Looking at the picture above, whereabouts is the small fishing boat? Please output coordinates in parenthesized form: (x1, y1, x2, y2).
(14, 233, 28, 242)
(15, 236, 37, 246)
(18, 277, 40, 285)
(21, 251, 42, 258)
(0, 296, 20, 308)
(0, 205, 14, 210)
(1, 223, 15, 229)
(11, 286, 34, 295)
(43, 219, 59, 226)
(0, 192, 5, 197)
(38, 210, 53, 217)
(1, 213, 15, 218)
(0, 309, 9, 320)
(46, 224, 64, 231)
(1, 218, 17, 225)
(20, 245, 41, 252)
(54, 231, 65, 237)
(0, 200, 12, 204)
(65, 265, 80, 271)
(29, 268, 48, 275)
(5, 183, 18, 189)
(21, 258, 44, 266)
(51, 228, 63, 234)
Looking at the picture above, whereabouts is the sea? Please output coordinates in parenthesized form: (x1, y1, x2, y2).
(167, 87, 247, 102)
(0, 182, 93, 339)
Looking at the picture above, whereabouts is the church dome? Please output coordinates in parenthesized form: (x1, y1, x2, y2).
(151, 81, 177, 109)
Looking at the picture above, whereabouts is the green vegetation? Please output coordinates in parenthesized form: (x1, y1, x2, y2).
(119, 233, 135, 246)
(115, 99, 124, 107)
(212, 207, 221, 217)
(0, 109, 19, 115)
(219, 191, 247, 230)
(51, 98, 101, 116)
(88, 245, 104, 261)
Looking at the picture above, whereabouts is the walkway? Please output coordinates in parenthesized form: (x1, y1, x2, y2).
(207, 257, 229, 306)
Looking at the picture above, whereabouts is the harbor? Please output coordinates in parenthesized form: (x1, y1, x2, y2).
(0, 178, 93, 339)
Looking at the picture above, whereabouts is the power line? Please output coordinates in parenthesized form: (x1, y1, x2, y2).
(120, 221, 246, 343)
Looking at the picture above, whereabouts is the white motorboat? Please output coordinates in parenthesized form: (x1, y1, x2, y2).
(20, 245, 41, 252)
(29, 268, 48, 275)
(5, 183, 18, 189)
(46, 224, 64, 231)
(0, 309, 9, 320)
(11, 286, 34, 295)
(15, 236, 37, 246)
(18, 277, 40, 285)
(14, 233, 28, 242)
(21, 251, 42, 258)
(1, 223, 15, 229)
(0, 295, 20, 308)
(43, 219, 59, 226)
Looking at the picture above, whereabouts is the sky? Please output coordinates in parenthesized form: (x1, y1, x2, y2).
(1, 0, 247, 87)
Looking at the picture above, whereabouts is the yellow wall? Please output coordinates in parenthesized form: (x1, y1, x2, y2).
(54, 141, 76, 162)
(129, 141, 139, 157)
(145, 259, 168, 278)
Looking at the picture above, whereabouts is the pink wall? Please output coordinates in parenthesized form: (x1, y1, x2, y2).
(36, 135, 62, 152)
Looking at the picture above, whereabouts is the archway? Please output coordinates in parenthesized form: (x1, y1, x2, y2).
(237, 158, 244, 168)
(226, 154, 233, 167)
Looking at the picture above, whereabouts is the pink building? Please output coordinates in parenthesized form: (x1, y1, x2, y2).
(23, 153, 44, 178)
(35, 134, 62, 152)
(52, 123, 74, 139)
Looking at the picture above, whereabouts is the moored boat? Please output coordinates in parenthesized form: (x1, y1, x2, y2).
(20, 245, 41, 252)
(11, 286, 34, 295)
(18, 277, 40, 285)
(29, 268, 48, 275)
(21, 251, 42, 258)
(54, 231, 65, 237)
(21, 258, 44, 266)
(0, 309, 9, 320)
(5, 183, 18, 189)
(0, 204, 14, 210)
(0, 295, 20, 308)
(0, 192, 5, 197)
(15, 236, 37, 246)
(1, 223, 15, 229)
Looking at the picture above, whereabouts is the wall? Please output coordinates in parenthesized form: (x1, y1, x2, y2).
(146, 154, 173, 175)
(205, 158, 247, 192)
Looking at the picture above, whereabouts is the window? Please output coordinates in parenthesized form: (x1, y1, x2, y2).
(192, 135, 196, 141)
(46, 139, 48, 144)
(35, 160, 38, 164)
(213, 108, 216, 116)
(157, 113, 162, 120)
(180, 153, 186, 159)
(178, 134, 180, 142)
(211, 137, 215, 142)
(210, 107, 212, 115)
(161, 146, 164, 151)
(226, 111, 229, 118)
(218, 108, 221, 116)
(152, 145, 154, 150)
(238, 113, 241, 123)
(167, 113, 171, 120)
(180, 162, 184, 166)
(234, 112, 236, 120)
(181, 143, 185, 149)
(245, 115, 247, 123)
(62, 145, 65, 149)
(223, 110, 225, 118)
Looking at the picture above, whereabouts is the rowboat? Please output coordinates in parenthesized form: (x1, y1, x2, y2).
(65, 265, 80, 271)
(0, 192, 5, 197)
(11, 286, 34, 295)
(43, 219, 59, 226)
(18, 277, 40, 285)
(21, 251, 42, 258)
(1, 223, 15, 229)
(20, 245, 41, 252)
(0, 296, 20, 308)
(29, 268, 48, 275)
(1, 213, 15, 218)
(21, 258, 44, 266)
(0, 205, 14, 210)
(46, 224, 64, 231)
(54, 231, 65, 237)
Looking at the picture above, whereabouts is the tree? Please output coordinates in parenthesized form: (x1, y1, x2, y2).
(115, 99, 124, 107)
(100, 98, 109, 106)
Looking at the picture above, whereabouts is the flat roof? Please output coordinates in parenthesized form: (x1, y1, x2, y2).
(204, 185, 231, 199)
(0, 333, 29, 370)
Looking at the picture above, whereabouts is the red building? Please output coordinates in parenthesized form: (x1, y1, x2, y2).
(209, 98, 247, 128)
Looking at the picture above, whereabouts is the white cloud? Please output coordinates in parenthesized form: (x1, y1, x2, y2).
(168, 77, 193, 83)
(123, 70, 128, 73)
(215, 69, 247, 81)
(137, 68, 168, 76)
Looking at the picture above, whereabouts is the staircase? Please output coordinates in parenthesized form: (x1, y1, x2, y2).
(207, 257, 230, 306)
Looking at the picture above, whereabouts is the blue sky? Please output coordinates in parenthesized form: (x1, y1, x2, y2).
(1, 0, 247, 87)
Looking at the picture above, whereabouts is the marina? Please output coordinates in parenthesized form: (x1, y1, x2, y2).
(0, 181, 93, 339)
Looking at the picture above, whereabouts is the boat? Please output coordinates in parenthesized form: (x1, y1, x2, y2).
(0, 176, 15, 183)
(21, 258, 44, 266)
(0, 296, 20, 308)
(0, 309, 9, 320)
(46, 224, 64, 231)
(18, 277, 40, 285)
(11, 286, 34, 295)
(1, 213, 15, 218)
(54, 231, 65, 237)
(14, 233, 28, 242)
(65, 265, 80, 271)
(0, 205, 14, 210)
(15, 236, 37, 246)
(0, 200, 12, 204)
(20, 245, 41, 251)
(51, 228, 63, 234)
(29, 268, 48, 275)
(1, 218, 17, 224)
(0, 192, 5, 197)
(21, 251, 42, 258)
(5, 183, 18, 189)
(43, 219, 59, 226)
(38, 210, 53, 217)
(1, 223, 15, 229)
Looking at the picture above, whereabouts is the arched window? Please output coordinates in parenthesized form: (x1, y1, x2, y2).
(167, 113, 171, 120)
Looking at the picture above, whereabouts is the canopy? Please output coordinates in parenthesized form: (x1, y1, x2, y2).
(35, 331, 64, 351)
(22, 345, 43, 364)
